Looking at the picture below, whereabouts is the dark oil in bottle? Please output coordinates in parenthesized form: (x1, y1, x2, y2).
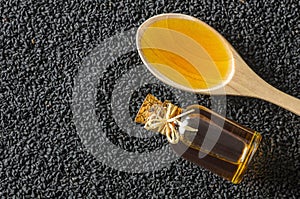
(171, 105, 261, 183)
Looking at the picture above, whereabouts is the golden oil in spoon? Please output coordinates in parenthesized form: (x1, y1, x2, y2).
(138, 15, 234, 91)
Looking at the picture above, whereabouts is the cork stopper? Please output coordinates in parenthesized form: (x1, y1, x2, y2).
(134, 94, 182, 124)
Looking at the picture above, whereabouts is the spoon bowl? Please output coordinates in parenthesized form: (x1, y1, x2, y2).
(136, 13, 300, 116)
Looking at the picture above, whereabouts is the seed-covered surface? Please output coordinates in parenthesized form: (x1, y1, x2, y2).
(0, 0, 299, 198)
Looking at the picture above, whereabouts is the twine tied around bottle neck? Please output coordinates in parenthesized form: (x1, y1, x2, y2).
(144, 103, 198, 144)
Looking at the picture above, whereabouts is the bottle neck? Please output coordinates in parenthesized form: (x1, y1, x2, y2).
(135, 94, 182, 143)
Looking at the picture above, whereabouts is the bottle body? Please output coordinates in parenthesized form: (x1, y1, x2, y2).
(171, 105, 261, 184)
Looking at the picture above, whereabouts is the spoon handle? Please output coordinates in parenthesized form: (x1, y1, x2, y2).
(253, 80, 300, 116)
(227, 51, 300, 116)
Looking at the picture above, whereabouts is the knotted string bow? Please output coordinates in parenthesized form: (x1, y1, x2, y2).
(144, 103, 198, 144)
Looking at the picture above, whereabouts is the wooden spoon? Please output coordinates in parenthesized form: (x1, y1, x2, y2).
(136, 13, 300, 116)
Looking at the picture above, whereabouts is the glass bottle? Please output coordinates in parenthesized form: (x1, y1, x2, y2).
(135, 94, 262, 184)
